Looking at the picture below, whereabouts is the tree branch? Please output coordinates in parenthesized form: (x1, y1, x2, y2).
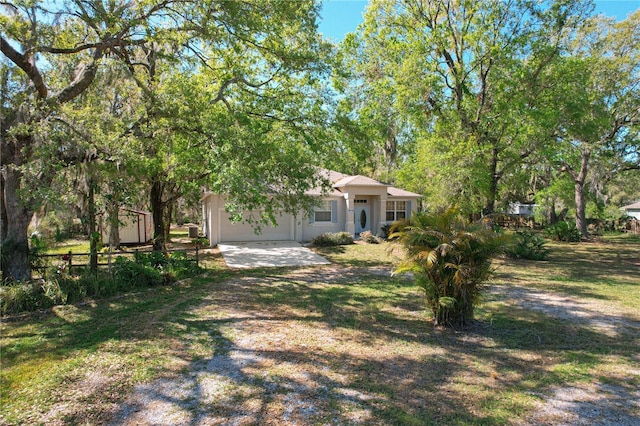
(1, 35, 47, 98)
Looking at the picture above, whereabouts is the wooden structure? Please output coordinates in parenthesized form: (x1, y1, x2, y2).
(100, 208, 154, 245)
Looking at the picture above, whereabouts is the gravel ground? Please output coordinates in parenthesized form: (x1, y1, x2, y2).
(489, 284, 640, 426)
(107, 268, 640, 425)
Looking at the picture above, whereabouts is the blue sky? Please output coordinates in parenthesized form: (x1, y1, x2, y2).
(318, 0, 640, 41)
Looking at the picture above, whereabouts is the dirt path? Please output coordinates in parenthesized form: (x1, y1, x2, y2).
(107, 267, 639, 425)
(488, 284, 640, 426)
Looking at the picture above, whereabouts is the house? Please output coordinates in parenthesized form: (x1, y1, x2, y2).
(507, 202, 536, 217)
(621, 201, 640, 220)
(201, 169, 421, 246)
(100, 208, 154, 245)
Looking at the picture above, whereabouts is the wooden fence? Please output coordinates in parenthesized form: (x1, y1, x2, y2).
(624, 219, 639, 234)
(33, 247, 200, 277)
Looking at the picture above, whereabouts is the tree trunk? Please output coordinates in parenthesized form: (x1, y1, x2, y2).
(164, 202, 173, 243)
(107, 201, 121, 249)
(575, 181, 588, 237)
(1, 167, 34, 281)
(483, 146, 500, 216)
(548, 197, 558, 225)
(574, 150, 591, 237)
(0, 172, 7, 244)
(150, 177, 166, 252)
(87, 175, 98, 271)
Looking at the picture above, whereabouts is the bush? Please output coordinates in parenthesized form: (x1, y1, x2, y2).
(1, 251, 201, 315)
(506, 229, 549, 260)
(0, 280, 64, 315)
(393, 208, 510, 327)
(112, 257, 165, 288)
(359, 231, 382, 244)
(380, 224, 392, 240)
(545, 221, 582, 242)
(311, 232, 354, 247)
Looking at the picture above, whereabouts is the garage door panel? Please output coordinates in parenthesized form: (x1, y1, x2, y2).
(218, 209, 292, 242)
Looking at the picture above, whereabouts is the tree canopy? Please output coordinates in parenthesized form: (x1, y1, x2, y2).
(2, 0, 638, 281)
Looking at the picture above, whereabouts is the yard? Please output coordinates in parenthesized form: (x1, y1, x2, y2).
(1, 235, 639, 425)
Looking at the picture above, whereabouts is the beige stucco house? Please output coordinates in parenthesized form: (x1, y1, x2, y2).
(201, 169, 421, 246)
(621, 201, 640, 219)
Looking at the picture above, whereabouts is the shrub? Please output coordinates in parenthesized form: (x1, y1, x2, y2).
(112, 257, 165, 288)
(1, 251, 201, 315)
(506, 229, 549, 260)
(191, 237, 210, 247)
(545, 221, 582, 242)
(0, 280, 64, 315)
(359, 231, 382, 244)
(311, 232, 354, 247)
(380, 224, 392, 240)
(393, 208, 510, 327)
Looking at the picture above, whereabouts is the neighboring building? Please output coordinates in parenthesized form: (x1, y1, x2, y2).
(100, 208, 154, 245)
(201, 169, 421, 246)
(621, 201, 640, 220)
(507, 202, 536, 217)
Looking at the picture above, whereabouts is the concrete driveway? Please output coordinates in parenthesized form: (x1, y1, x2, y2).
(217, 241, 330, 269)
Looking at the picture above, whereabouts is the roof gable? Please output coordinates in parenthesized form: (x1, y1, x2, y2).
(622, 201, 640, 210)
(334, 175, 387, 188)
(305, 168, 421, 198)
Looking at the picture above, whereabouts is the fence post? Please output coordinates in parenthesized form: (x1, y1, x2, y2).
(68, 250, 72, 270)
(195, 246, 199, 267)
(135, 249, 139, 263)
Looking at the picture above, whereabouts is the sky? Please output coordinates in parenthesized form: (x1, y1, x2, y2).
(318, 0, 640, 42)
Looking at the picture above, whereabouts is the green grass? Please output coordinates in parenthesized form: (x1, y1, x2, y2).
(46, 239, 91, 254)
(314, 241, 403, 267)
(2, 235, 639, 424)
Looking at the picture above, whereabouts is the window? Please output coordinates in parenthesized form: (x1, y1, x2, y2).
(386, 200, 407, 221)
(314, 200, 333, 222)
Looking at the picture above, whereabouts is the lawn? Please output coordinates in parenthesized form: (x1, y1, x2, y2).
(1, 235, 638, 425)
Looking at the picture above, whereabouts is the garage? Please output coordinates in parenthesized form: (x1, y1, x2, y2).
(218, 209, 294, 242)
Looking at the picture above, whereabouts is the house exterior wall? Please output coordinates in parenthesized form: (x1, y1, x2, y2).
(101, 210, 153, 245)
(625, 209, 640, 220)
(204, 193, 301, 245)
(300, 196, 346, 242)
(203, 189, 420, 245)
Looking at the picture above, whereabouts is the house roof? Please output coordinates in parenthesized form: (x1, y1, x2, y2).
(305, 168, 421, 198)
(334, 174, 387, 188)
(387, 186, 422, 198)
(622, 201, 640, 210)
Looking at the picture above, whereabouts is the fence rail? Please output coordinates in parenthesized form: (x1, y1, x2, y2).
(33, 247, 200, 276)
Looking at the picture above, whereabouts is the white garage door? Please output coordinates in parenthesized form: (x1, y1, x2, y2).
(218, 209, 293, 242)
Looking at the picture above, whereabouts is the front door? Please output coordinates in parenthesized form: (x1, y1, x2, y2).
(354, 205, 370, 235)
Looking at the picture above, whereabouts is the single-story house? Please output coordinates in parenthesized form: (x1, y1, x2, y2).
(100, 208, 154, 245)
(621, 201, 640, 219)
(507, 202, 536, 217)
(201, 169, 421, 246)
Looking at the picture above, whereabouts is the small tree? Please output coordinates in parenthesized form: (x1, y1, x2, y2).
(393, 208, 508, 327)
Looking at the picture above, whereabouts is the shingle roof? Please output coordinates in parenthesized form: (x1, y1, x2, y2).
(622, 201, 640, 210)
(334, 175, 387, 187)
(305, 168, 421, 198)
(387, 186, 422, 198)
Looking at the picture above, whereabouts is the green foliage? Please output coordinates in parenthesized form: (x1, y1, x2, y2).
(379, 223, 393, 240)
(0, 281, 64, 315)
(359, 231, 382, 244)
(112, 257, 165, 288)
(311, 232, 354, 247)
(191, 237, 210, 247)
(505, 230, 549, 261)
(545, 221, 582, 242)
(28, 233, 49, 271)
(393, 208, 509, 326)
(1, 252, 200, 315)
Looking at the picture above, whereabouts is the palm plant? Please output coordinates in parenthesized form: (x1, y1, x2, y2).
(392, 208, 509, 326)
